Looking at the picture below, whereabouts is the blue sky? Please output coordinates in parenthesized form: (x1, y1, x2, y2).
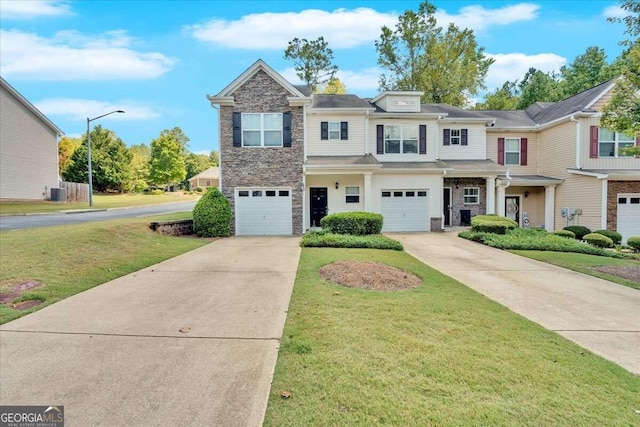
(0, 0, 629, 154)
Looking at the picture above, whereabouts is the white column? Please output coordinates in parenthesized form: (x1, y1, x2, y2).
(496, 184, 506, 217)
(485, 177, 496, 214)
(544, 185, 556, 232)
(364, 172, 373, 212)
(600, 179, 608, 230)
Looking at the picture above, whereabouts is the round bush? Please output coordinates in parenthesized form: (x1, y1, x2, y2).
(552, 229, 575, 239)
(594, 229, 622, 245)
(563, 225, 591, 240)
(627, 236, 640, 252)
(320, 212, 383, 235)
(582, 232, 613, 248)
(193, 187, 232, 237)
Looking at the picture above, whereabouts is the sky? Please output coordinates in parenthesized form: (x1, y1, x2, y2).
(0, 0, 630, 154)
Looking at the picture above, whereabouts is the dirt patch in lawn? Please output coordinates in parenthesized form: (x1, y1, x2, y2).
(592, 266, 640, 283)
(0, 280, 43, 309)
(320, 260, 422, 291)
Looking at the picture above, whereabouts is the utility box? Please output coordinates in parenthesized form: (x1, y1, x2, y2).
(50, 188, 67, 202)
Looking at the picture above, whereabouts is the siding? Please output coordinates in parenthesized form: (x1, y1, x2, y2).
(590, 87, 614, 111)
(307, 113, 366, 156)
(581, 116, 640, 170)
(554, 174, 603, 231)
(505, 188, 544, 228)
(368, 117, 438, 162)
(0, 85, 59, 200)
(438, 123, 487, 160)
(538, 121, 576, 178)
(487, 131, 538, 173)
(305, 174, 364, 230)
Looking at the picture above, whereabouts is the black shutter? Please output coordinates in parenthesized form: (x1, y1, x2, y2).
(341, 122, 348, 140)
(320, 121, 328, 140)
(443, 129, 450, 146)
(419, 125, 427, 154)
(377, 125, 384, 154)
(283, 112, 292, 147)
(461, 129, 468, 146)
(232, 112, 241, 147)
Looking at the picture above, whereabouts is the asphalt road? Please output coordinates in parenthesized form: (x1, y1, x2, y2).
(0, 201, 197, 230)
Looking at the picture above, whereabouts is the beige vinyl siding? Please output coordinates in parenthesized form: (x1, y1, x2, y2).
(506, 187, 544, 228)
(581, 116, 640, 170)
(438, 123, 487, 160)
(538, 121, 576, 179)
(554, 174, 603, 231)
(305, 174, 364, 230)
(0, 85, 59, 200)
(372, 173, 442, 221)
(307, 113, 366, 156)
(590, 87, 614, 111)
(487, 132, 538, 173)
(368, 118, 438, 162)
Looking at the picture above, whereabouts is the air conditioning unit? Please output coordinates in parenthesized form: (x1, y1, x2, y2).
(50, 188, 67, 202)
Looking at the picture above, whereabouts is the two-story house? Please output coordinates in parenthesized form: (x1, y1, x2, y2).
(207, 60, 639, 242)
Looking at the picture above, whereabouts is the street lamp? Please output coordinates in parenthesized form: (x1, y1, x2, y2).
(87, 110, 125, 206)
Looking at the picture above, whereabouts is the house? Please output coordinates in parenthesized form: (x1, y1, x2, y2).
(1, 77, 64, 200)
(188, 166, 219, 190)
(207, 60, 639, 242)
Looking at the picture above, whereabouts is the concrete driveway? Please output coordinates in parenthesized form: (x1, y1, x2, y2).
(392, 232, 640, 375)
(0, 237, 300, 426)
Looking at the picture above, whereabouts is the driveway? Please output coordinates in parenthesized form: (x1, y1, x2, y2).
(393, 232, 640, 375)
(0, 237, 300, 426)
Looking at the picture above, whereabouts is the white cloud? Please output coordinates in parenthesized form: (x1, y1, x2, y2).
(602, 5, 627, 19)
(436, 3, 539, 32)
(278, 66, 381, 93)
(34, 98, 160, 121)
(0, 29, 175, 80)
(0, 0, 73, 19)
(485, 53, 567, 89)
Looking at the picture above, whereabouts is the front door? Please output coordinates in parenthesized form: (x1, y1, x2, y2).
(310, 187, 328, 227)
(443, 187, 452, 226)
(505, 196, 520, 225)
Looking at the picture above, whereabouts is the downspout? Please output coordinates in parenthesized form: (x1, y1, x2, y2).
(210, 103, 222, 191)
(435, 114, 445, 160)
(441, 169, 447, 230)
(364, 110, 370, 154)
(570, 114, 580, 169)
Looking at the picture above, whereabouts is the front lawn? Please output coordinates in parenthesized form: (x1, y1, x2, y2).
(264, 248, 639, 426)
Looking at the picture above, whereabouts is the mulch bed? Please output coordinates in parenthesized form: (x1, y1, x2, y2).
(592, 266, 640, 283)
(320, 260, 422, 291)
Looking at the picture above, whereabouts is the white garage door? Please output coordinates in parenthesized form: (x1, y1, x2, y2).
(381, 190, 429, 232)
(617, 194, 640, 244)
(235, 188, 292, 235)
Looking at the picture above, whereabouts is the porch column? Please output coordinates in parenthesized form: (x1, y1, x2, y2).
(485, 177, 496, 214)
(496, 184, 506, 216)
(363, 172, 373, 212)
(544, 185, 556, 232)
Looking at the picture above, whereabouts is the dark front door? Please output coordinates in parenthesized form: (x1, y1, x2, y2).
(443, 187, 451, 226)
(505, 196, 520, 225)
(310, 187, 328, 227)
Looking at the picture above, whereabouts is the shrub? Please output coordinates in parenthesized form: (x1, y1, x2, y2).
(320, 212, 383, 235)
(150, 189, 165, 196)
(196, 187, 204, 193)
(193, 187, 232, 237)
(582, 233, 614, 248)
(563, 225, 591, 240)
(473, 214, 519, 227)
(627, 236, 640, 252)
(301, 231, 403, 250)
(471, 217, 517, 234)
(594, 230, 622, 245)
(552, 229, 575, 239)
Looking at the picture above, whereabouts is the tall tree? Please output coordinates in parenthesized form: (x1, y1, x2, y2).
(63, 125, 131, 192)
(375, 1, 494, 105)
(473, 81, 519, 110)
(128, 144, 150, 193)
(184, 152, 215, 188)
(322, 77, 347, 94)
(284, 37, 338, 92)
(148, 129, 187, 190)
(58, 136, 81, 177)
(560, 46, 614, 96)
(209, 150, 219, 166)
(516, 68, 564, 109)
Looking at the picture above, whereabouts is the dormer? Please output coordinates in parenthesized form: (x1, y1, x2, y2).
(371, 91, 423, 113)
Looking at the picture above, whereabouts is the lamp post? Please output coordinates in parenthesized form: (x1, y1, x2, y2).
(87, 110, 125, 206)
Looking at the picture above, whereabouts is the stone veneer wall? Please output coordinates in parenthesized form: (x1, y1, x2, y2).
(430, 217, 443, 231)
(219, 70, 304, 235)
(444, 178, 487, 225)
(606, 180, 640, 231)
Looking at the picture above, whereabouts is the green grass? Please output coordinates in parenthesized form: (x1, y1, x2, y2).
(512, 250, 640, 290)
(0, 212, 207, 324)
(263, 248, 640, 426)
(0, 193, 200, 215)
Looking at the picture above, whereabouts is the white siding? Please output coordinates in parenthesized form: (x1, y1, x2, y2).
(0, 85, 59, 200)
(305, 174, 364, 230)
(438, 123, 487, 160)
(581, 117, 640, 170)
(384, 95, 421, 112)
(307, 113, 366, 156)
(368, 118, 438, 162)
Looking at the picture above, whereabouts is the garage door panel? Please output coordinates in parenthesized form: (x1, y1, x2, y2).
(235, 188, 292, 236)
(617, 195, 640, 244)
(381, 190, 429, 232)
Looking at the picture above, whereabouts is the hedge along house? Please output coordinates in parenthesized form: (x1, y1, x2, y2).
(208, 60, 639, 241)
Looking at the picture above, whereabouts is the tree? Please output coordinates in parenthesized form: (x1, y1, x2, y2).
(473, 81, 519, 110)
(322, 77, 347, 94)
(184, 152, 214, 188)
(375, 1, 494, 106)
(209, 150, 219, 166)
(63, 125, 131, 192)
(58, 136, 81, 177)
(149, 129, 187, 190)
(560, 46, 614, 97)
(284, 37, 338, 92)
(128, 144, 150, 193)
(516, 68, 564, 109)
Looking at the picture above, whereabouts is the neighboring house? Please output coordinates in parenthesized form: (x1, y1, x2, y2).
(188, 166, 219, 190)
(1, 77, 64, 200)
(207, 60, 639, 242)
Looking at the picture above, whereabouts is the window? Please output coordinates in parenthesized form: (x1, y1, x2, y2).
(279, 190, 289, 197)
(382, 191, 391, 197)
(329, 122, 340, 140)
(266, 190, 276, 197)
(450, 129, 461, 145)
(252, 190, 262, 197)
(417, 191, 427, 197)
(384, 125, 418, 154)
(321, 121, 348, 140)
(345, 187, 360, 203)
(505, 138, 520, 165)
(242, 113, 283, 147)
(463, 187, 479, 204)
(206, 180, 211, 186)
(598, 129, 635, 157)
(239, 191, 249, 197)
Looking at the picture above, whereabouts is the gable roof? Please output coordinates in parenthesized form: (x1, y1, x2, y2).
(1, 77, 64, 136)
(312, 94, 374, 109)
(189, 166, 219, 180)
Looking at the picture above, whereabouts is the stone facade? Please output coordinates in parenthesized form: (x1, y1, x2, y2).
(430, 217, 443, 231)
(220, 70, 304, 235)
(445, 178, 487, 225)
(606, 180, 640, 231)
(149, 219, 193, 236)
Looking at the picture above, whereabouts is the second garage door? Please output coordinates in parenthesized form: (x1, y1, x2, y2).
(235, 188, 292, 235)
(617, 194, 640, 244)
(381, 190, 429, 232)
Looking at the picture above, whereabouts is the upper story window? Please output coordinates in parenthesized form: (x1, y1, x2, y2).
(598, 128, 635, 157)
(384, 125, 418, 154)
(450, 129, 461, 145)
(321, 121, 348, 140)
(443, 128, 468, 146)
(505, 138, 520, 165)
(242, 113, 283, 147)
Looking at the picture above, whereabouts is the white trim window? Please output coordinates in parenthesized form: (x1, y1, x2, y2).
(505, 138, 520, 165)
(328, 121, 340, 140)
(450, 129, 461, 145)
(242, 113, 283, 147)
(599, 129, 635, 157)
(463, 187, 479, 204)
(345, 186, 360, 203)
(385, 125, 419, 154)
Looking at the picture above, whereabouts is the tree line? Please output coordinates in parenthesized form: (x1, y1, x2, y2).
(59, 126, 218, 193)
